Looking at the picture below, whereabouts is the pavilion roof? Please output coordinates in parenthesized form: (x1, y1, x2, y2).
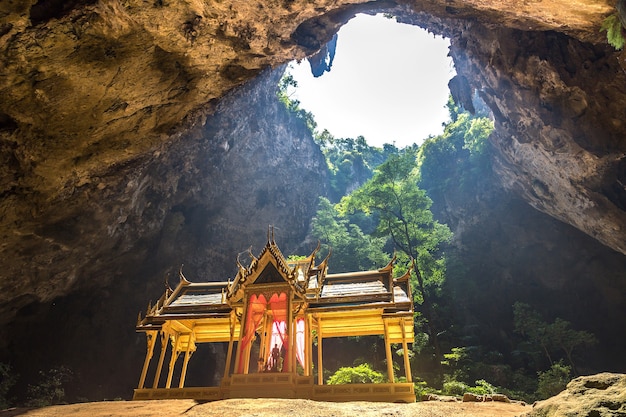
(136, 234, 413, 331)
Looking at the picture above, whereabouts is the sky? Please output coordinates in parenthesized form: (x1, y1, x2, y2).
(287, 13, 456, 148)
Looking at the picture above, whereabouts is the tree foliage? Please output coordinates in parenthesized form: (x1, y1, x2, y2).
(601, 14, 625, 50)
(25, 366, 73, 408)
(338, 151, 452, 362)
(0, 363, 17, 409)
(536, 362, 571, 400)
(417, 97, 494, 198)
(340, 151, 451, 263)
(277, 72, 317, 133)
(315, 129, 399, 202)
(513, 302, 595, 373)
(310, 197, 388, 273)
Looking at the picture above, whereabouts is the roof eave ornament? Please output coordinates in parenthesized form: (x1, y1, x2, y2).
(313, 247, 331, 290)
(247, 246, 258, 269)
(380, 251, 398, 274)
(313, 246, 331, 271)
(179, 264, 191, 285)
(395, 257, 415, 283)
(310, 240, 321, 263)
(236, 251, 245, 272)
(164, 272, 173, 294)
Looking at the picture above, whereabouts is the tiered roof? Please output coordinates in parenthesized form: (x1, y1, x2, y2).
(137, 234, 412, 332)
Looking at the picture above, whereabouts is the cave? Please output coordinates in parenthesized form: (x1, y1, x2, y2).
(1, 0, 626, 404)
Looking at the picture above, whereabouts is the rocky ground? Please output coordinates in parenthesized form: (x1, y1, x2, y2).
(2, 398, 528, 417)
(4, 373, 626, 417)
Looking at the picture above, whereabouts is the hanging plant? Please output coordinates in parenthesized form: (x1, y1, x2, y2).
(601, 14, 625, 50)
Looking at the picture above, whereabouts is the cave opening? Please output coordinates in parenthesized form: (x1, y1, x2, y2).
(3, 0, 626, 408)
(286, 13, 456, 148)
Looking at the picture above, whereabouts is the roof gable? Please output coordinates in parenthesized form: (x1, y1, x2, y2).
(226, 236, 313, 302)
(136, 235, 415, 333)
(255, 262, 284, 284)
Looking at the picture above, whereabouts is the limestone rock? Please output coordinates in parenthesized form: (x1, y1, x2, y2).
(463, 392, 512, 403)
(1, 0, 626, 402)
(0, 0, 623, 321)
(524, 373, 626, 417)
(422, 393, 460, 402)
(0, 64, 326, 401)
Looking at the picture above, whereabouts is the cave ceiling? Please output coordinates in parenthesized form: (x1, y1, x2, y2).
(1, 0, 625, 323)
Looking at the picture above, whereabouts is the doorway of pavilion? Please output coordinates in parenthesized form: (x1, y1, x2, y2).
(235, 291, 306, 375)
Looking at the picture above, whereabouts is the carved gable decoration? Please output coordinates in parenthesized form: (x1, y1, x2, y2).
(255, 262, 285, 284)
(226, 233, 310, 302)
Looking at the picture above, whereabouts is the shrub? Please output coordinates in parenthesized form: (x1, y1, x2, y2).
(442, 377, 499, 397)
(442, 380, 468, 396)
(536, 362, 570, 400)
(414, 380, 436, 401)
(327, 363, 384, 385)
(467, 379, 496, 395)
(25, 366, 73, 408)
(0, 363, 17, 409)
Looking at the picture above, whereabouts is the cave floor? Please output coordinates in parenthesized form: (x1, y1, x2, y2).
(1, 398, 527, 417)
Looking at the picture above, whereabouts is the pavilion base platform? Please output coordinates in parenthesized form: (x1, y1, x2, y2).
(133, 380, 416, 403)
(134, 236, 418, 405)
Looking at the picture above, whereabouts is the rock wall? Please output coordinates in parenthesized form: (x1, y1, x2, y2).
(2, 0, 626, 402)
(449, 22, 626, 255)
(2, 0, 624, 317)
(1, 65, 326, 401)
(441, 190, 626, 376)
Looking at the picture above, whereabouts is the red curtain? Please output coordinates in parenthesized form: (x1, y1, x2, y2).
(269, 292, 289, 372)
(237, 293, 267, 374)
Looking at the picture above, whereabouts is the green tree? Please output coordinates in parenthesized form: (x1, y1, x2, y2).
(417, 100, 494, 198)
(339, 151, 452, 362)
(601, 14, 625, 50)
(536, 362, 571, 400)
(546, 318, 596, 374)
(513, 302, 554, 365)
(513, 303, 595, 373)
(310, 197, 388, 273)
(315, 130, 399, 202)
(277, 71, 317, 133)
(25, 366, 73, 408)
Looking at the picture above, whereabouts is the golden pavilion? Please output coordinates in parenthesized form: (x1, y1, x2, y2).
(134, 230, 416, 402)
